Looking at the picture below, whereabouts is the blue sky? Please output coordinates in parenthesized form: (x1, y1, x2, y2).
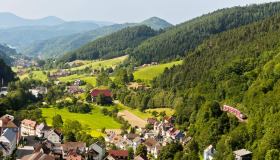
(0, 0, 278, 24)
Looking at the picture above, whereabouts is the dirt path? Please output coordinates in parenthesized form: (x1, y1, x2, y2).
(118, 110, 147, 128)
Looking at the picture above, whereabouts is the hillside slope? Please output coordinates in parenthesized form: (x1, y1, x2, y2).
(23, 24, 131, 58)
(59, 25, 158, 62)
(0, 44, 18, 65)
(130, 2, 280, 64)
(0, 21, 101, 49)
(149, 14, 280, 159)
(0, 12, 64, 28)
(0, 58, 16, 84)
(23, 17, 172, 58)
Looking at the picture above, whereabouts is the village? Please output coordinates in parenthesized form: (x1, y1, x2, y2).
(0, 79, 252, 160)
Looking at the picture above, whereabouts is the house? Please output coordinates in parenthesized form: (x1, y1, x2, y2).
(0, 87, 8, 97)
(74, 79, 83, 86)
(151, 144, 162, 159)
(61, 142, 86, 159)
(124, 133, 139, 141)
(90, 89, 112, 102)
(21, 119, 37, 136)
(166, 128, 184, 141)
(29, 87, 48, 98)
(36, 123, 50, 138)
(21, 151, 55, 160)
(233, 149, 252, 160)
(223, 105, 247, 121)
(127, 82, 147, 90)
(105, 150, 128, 160)
(203, 145, 215, 160)
(146, 118, 158, 125)
(143, 138, 158, 155)
(0, 128, 18, 157)
(132, 137, 142, 151)
(88, 142, 106, 160)
(67, 86, 84, 94)
(44, 129, 62, 144)
(0, 115, 20, 144)
(66, 151, 83, 160)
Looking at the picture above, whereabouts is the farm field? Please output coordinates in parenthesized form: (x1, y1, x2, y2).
(133, 60, 183, 82)
(18, 70, 48, 81)
(116, 102, 174, 120)
(58, 74, 97, 86)
(69, 55, 128, 71)
(41, 106, 121, 137)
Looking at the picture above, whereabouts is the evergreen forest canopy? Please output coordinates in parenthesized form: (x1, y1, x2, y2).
(129, 2, 280, 65)
(59, 25, 159, 62)
(123, 13, 280, 159)
(0, 58, 16, 85)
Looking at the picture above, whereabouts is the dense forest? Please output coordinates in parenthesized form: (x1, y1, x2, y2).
(0, 44, 17, 65)
(0, 58, 16, 84)
(129, 2, 280, 64)
(116, 13, 280, 159)
(59, 25, 158, 62)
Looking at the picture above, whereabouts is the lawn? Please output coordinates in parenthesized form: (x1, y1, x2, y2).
(41, 106, 121, 137)
(133, 60, 183, 82)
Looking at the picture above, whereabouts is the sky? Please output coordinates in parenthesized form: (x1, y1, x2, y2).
(0, 0, 279, 24)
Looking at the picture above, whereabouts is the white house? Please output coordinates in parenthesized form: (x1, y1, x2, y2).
(44, 129, 62, 144)
(88, 143, 106, 160)
(203, 145, 215, 160)
(36, 123, 49, 138)
(21, 119, 37, 136)
(0, 128, 17, 157)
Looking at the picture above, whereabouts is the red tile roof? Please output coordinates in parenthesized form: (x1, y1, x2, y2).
(90, 89, 112, 97)
(108, 150, 128, 157)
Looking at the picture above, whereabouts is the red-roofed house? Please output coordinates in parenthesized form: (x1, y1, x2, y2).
(90, 89, 112, 104)
(21, 119, 37, 136)
(106, 150, 128, 160)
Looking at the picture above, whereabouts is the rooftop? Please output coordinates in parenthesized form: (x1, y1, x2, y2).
(234, 149, 252, 156)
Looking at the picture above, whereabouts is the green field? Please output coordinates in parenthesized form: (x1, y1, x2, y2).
(69, 55, 128, 71)
(41, 106, 121, 137)
(58, 74, 97, 86)
(133, 60, 183, 82)
(18, 70, 48, 82)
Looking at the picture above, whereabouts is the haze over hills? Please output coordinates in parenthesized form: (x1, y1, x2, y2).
(0, 43, 19, 65)
(23, 17, 173, 58)
(0, 12, 115, 50)
(0, 12, 65, 28)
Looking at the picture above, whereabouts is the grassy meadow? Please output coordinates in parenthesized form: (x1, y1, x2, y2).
(133, 60, 183, 82)
(41, 106, 121, 137)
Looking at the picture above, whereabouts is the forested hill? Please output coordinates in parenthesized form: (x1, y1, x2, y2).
(0, 44, 17, 65)
(23, 17, 172, 59)
(0, 58, 16, 85)
(23, 23, 131, 59)
(129, 2, 280, 64)
(149, 14, 280, 159)
(139, 17, 172, 30)
(59, 25, 158, 62)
